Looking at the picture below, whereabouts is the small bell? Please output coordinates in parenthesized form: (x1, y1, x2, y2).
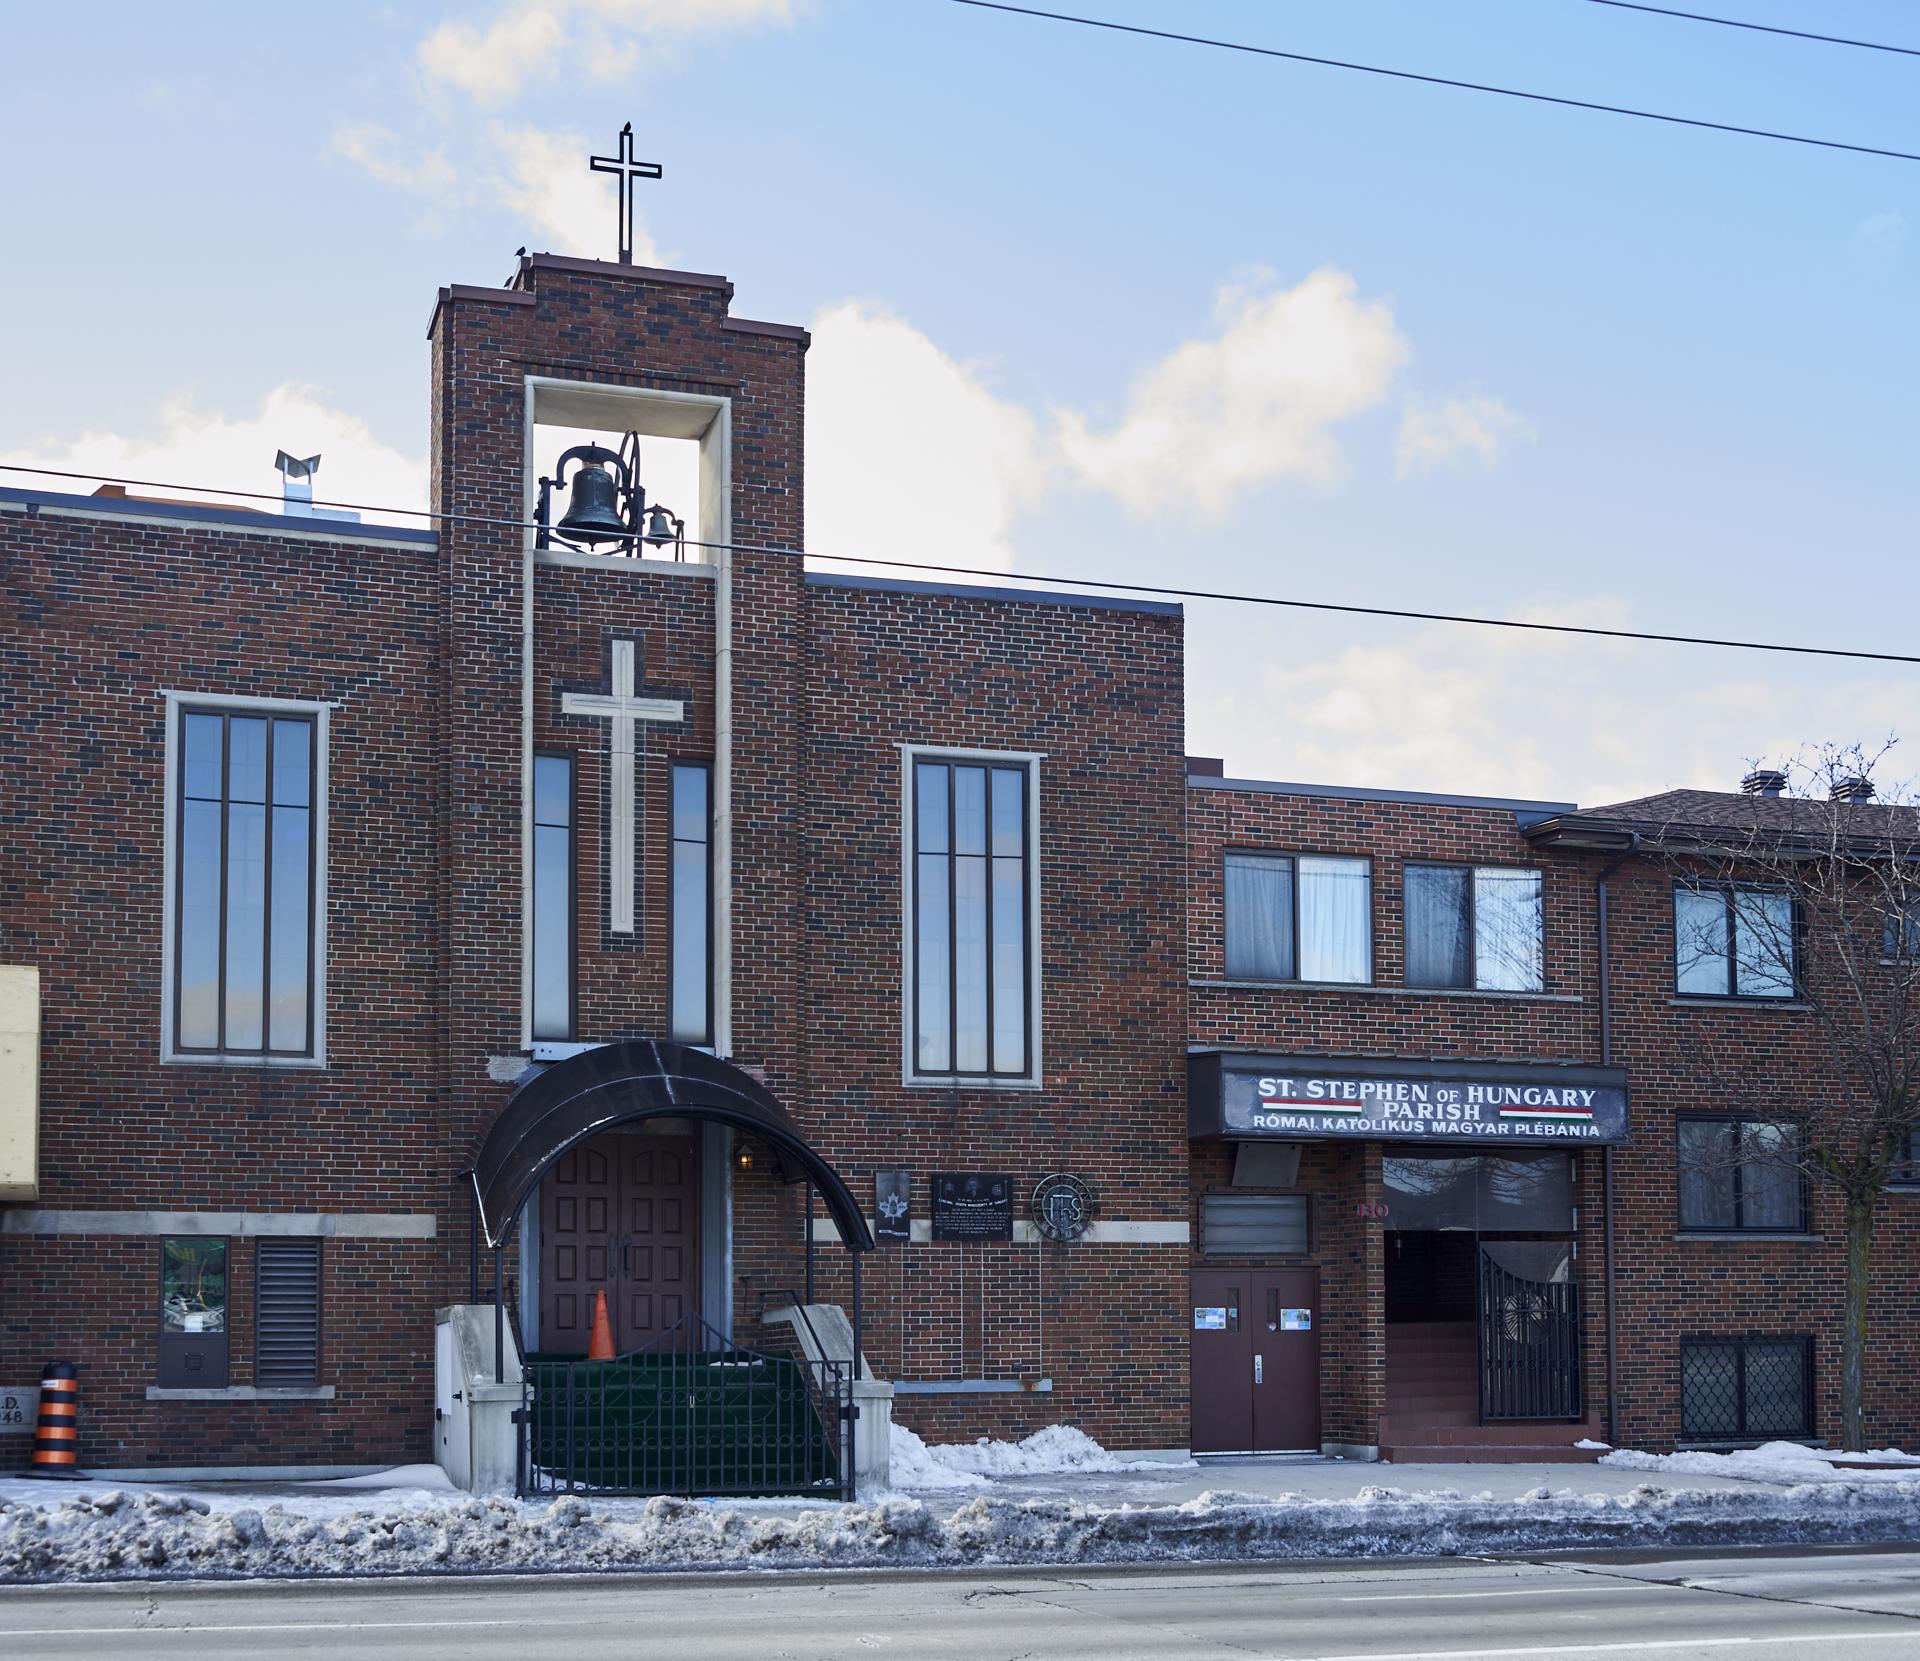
(644, 503, 678, 547)
(557, 459, 629, 544)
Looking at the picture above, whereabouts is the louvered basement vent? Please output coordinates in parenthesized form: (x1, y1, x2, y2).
(256, 1237, 323, 1387)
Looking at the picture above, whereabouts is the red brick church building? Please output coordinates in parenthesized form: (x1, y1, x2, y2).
(2, 245, 1914, 1481)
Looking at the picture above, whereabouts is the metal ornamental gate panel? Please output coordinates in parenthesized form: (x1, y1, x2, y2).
(519, 1313, 852, 1499)
(1477, 1244, 1582, 1421)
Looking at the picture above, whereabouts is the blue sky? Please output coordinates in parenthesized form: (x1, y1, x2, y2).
(2, 0, 1914, 806)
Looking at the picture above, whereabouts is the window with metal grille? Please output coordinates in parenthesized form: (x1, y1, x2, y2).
(1680, 1337, 1812, 1441)
(1201, 1194, 1310, 1257)
(255, 1238, 323, 1387)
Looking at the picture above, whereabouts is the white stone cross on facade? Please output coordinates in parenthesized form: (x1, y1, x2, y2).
(560, 639, 683, 935)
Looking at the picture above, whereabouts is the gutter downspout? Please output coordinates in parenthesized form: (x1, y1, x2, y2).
(1595, 834, 1639, 1448)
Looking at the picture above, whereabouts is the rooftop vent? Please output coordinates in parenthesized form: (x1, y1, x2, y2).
(1741, 769, 1787, 798)
(1831, 775, 1877, 803)
(273, 451, 359, 524)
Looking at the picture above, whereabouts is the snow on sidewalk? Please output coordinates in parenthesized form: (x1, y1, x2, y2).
(885, 1422, 1188, 1490)
(4, 1428, 1918, 1583)
(5, 1477, 1920, 1583)
(1601, 1440, 1920, 1485)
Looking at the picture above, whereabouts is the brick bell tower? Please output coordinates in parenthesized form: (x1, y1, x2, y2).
(427, 242, 812, 1329)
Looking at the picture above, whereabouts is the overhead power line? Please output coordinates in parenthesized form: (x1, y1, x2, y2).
(943, 0, 1920, 163)
(1582, 0, 1920, 59)
(5, 460, 1918, 667)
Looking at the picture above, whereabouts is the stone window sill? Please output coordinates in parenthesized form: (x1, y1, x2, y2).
(1191, 978, 1579, 1003)
(146, 1385, 335, 1402)
(1668, 998, 1808, 1012)
(1672, 1232, 1822, 1244)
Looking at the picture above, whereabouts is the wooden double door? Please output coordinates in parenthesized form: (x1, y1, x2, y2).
(1190, 1267, 1321, 1453)
(539, 1131, 700, 1355)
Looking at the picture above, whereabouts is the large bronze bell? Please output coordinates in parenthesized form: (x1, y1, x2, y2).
(556, 453, 630, 544)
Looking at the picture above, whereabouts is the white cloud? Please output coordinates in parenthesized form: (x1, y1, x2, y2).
(1054, 268, 1408, 519)
(2, 385, 426, 521)
(1190, 597, 1920, 809)
(806, 301, 1044, 574)
(490, 124, 662, 263)
(1858, 211, 1907, 247)
(330, 122, 457, 195)
(418, 0, 796, 104)
(1395, 392, 1533, 478)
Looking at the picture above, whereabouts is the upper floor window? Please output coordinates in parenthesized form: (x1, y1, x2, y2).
(908, 750, 1038, 1082)
(530, 752, 575, 1041)
(1223, 852, 1371, 985)
(1886, 900, 1920, 960)
(1404, 864, 1544, 992)
(1675, 884, 1795, 999)
(1678, 1116, 1805, 1232)
(669, 761, 712, 1045)
(166, 695, 327, 1064)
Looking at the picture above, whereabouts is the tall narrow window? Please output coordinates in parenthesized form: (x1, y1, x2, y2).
(1404, 864, 1544, 992)
(910, 754, 1036, 1080)
(1223, 853, 1371, 984)
(171, 702, 320, 1060)
(531, 753, 574, 1041)
(670, 761, 712, 1044)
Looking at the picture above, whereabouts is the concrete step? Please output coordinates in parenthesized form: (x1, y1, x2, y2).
(1381, 1444, 1605, 1465)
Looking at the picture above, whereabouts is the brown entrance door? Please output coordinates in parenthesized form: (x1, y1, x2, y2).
(1190, 1267, 1321, 1453)
(540, 1131, 700, 1354)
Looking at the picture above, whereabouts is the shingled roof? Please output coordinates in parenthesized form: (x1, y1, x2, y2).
(1524, 788, 1920, 851)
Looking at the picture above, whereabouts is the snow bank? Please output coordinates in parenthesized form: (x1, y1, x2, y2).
(1601, 1441, 1920, 1485)
(5, 1478, 1920, 1584)
(886, 1422, 1184, 1490)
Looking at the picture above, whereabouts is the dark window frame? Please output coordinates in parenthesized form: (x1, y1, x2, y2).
(1198, 1190, 1315, 1259)
(668, 758, 714, 1047)
(1679, 1334, 1814, 1442)
(255, 1236, 324, 1389)
(1671, 880, 1799, 1001)
(1885, 901, 1920, 961)
(171, 704, 319, 1060)
(1221, 848, 1375, 986)
(1888, 1128, 1920, 1190)
(1676, 1114, 1809, 1233)
(158, 1235, 231, 1389)
(1402, 859, 1546, 992)
(908, 753, 1037, 1082)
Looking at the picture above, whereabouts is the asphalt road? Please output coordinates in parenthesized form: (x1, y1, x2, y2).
(4, 1545, 1920, 1659)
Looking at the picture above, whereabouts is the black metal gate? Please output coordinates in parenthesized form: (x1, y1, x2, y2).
(1477, 1244, 1582, 1420)
(518, 1313, 853, 1499)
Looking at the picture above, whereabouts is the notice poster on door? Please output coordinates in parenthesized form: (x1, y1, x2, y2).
(1280, 1308, 1312, 1331)
(1193, 1307, 1227, 1330)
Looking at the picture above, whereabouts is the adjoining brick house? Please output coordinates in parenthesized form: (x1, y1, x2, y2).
(1, 249, 1914, 1478)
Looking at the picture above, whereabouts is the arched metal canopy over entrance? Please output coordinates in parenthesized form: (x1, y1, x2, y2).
(469, 1037, 874, 1254)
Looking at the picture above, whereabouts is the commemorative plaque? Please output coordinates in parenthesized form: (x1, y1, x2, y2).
(931, 1172, 1013, 1241)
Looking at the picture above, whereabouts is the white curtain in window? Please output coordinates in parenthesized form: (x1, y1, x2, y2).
(1298, 856, 1370, 983)
(1675, 888, 1730, 994)
(1225, 854, 1294, 979)
(1474, 867, 1543, 991)
(1733, 890, 1795, 997)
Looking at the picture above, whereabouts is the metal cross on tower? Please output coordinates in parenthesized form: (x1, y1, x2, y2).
(589, 122, 662, 266)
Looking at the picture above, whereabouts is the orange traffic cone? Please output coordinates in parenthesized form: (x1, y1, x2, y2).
(587, 1290, 614, 1361)
(21, 1361, 85, 1480)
